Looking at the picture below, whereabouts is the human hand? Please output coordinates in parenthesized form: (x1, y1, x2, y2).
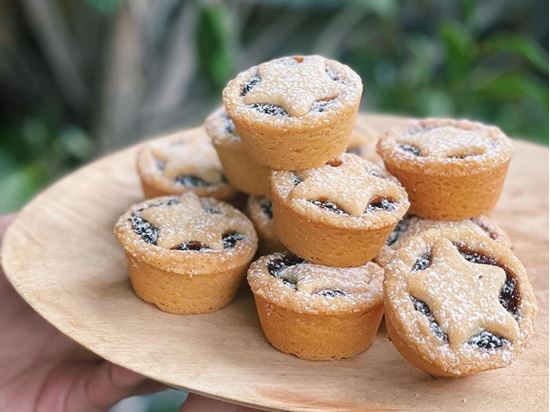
(0, 214, 164, 411)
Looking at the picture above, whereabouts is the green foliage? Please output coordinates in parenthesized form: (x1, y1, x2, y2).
(0, 0, 547, 214)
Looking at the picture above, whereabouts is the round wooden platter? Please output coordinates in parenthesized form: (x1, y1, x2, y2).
(1, 114, 548, 412)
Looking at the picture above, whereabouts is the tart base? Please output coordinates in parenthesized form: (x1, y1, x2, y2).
(383, 160, 510, 221)
(235, 106, 358, 170)
(213, 141, 271, 196)
(126, 254, 246, 314)
(272, 193, 395, 266)
(253, 295, 383, 360)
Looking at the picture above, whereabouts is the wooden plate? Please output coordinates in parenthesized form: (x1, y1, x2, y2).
(2, 114, 548, 411)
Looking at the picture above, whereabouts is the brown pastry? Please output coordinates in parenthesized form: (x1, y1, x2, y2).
(377, 118, 512, 220)
(248, 252, 384, 360)
(376, 214, 511, 267)
(223, 55, 362, 170)
(271, 153, 409, 266)
(246, 195, 284, 254)
(137, 130, 236, 201)
(205, 107, 271, 196)
(384, 228, 537, 377)
(114, 193, 258, 314)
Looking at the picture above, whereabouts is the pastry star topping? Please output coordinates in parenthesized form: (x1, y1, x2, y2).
(402, 126, 488, 158)
(140, 193, 229, 250)
(278, 263, 375, 295)
(151, 136, 223, 182)
(242, 55, 341, 117)
(407, 238, 519, 349)
(291, 155, 400, 216)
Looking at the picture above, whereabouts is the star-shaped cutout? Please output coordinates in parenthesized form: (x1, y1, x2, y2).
(140, 193, 228, 250)
(401, 126, 488, 158)
(242, 55, 341, 117)
(407, 238, 519, 350)
(151, 135, 223, 182)
(291, 155, 401, 216)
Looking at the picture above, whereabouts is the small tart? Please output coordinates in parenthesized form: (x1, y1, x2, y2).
(346, 124, 382, 165)
(246, 195, 284, 255)
(384, 228, 537, 377)
(205, 107, 271, 196)
(271, 153, 409, 266)
(114, 192, 258, 314)
(248, 252, 384, 360)
(376, 214, 511, 267)
(223, 55, 362, 170)
(377, 118, 512, 220)
(137, 130, 236, 201)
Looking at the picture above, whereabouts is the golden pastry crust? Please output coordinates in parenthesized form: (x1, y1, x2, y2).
(248, 252, 384, 360)
(137, 130, 236, 201)
(347, 125, 382, 165)
(377, 118, 512, 220)
(205, 107, 271, 196)
(271, 153, 409, 266)
(384, 228, 537, 377)
(114, 193, 258, 314)
(246, 195, 284, 254)
(375, 215, 511, 267)
(223, 55, 362, 170)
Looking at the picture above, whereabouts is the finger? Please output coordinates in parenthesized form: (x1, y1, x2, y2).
(0, 213, 16, 236)
(65, 361, 148, 411)
(180, 393, 260, 412)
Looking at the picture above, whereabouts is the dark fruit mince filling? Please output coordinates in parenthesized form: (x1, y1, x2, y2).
(410, 296, 448, 342)
(175, 174, 214, 187)
(223, 113, 236, 135)
(454, 243, 520, 318)
(346, 146, 363, 156)
(222, 232, 245, 249)
(311, 99, 335, 113)
(259, 198, 273, 219)
(240, 75, 260, 96)
(366, 197, 397, 213)
(470, 218, 499, 240)
(250, 103, 289, 116)
(386, 216, 412, 246)
(399, 143, 422, 156)
(172, 241, 209, 251)
(291, 173, 303, 186)
(468, 330, 510, 350)
(412, 251, 432, 271)
(309, 199, 348, 215)
(267, 254, 304, 278)
(316, 288, 348, 298)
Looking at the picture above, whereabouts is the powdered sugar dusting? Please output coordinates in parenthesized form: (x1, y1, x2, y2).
(272, 153, 409, 229)
(248, 253, 384, 315)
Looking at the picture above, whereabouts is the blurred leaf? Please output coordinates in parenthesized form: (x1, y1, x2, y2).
(0, 162, 48, 213)
(196, 5, 234, 91)
(83, 0, 121, 14)
(440, 20, 477, 80)
(473, 72, 547, 104)
(484, 34, 548, 73)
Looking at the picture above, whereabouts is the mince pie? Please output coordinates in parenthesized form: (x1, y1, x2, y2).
(246, 195, 284, 254)
(271, 153, 409, 266)
(248, 252, 384, 360)
(223, 55, 362, 170)
(137, 130, 236, 201)
(205, 107, 271, 196)
(114, 192, 258, 314)
(377, 118, 512, 220)
(384, 228, 537, 377)
(376, 215, 511, 267)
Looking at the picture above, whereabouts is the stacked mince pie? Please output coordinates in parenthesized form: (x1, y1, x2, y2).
(114, 55, 537, 377)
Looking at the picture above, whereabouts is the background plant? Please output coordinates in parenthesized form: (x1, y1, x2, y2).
(0, 0, 547, 213)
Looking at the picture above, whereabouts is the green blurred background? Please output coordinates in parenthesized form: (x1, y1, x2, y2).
(0, 0, 548, 215)
(0, 0, 547, 410)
